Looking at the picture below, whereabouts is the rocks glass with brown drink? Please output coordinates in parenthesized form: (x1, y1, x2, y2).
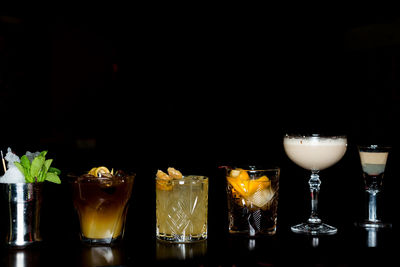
(72, 167, 135, 245)
(225, 166, 280, 236)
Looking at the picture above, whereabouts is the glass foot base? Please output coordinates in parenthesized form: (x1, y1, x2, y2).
(80, 235, 122, 246)
(228, 226, 277, 237)
(357, 220, 392, 229)
(156, 233, 207, 243)
(291, 223, 337, 235)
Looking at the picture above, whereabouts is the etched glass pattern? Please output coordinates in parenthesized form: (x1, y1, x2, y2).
(156, 176, 208, 242)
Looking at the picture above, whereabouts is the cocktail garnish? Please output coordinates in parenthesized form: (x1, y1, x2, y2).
(88, 166, 114, 177)
(167, 167, 183, 179)
(156, 170, 170, 180)
(156, 167, 183, 190)
(227, 169, 273, 208)
(1, 150, 6, 173)
(14, 151, 61, 184)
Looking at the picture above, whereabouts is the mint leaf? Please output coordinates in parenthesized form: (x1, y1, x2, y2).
(20, 155, 31, 172)
(14, 162, 26, 176)
(38, 159, 53, 182)
(43, 159, 53, 173)
(19, 155, 33, 182)
(45, 172, 61, 184)
(37, 169, 44, 182)
(48, 167, 61, 175)
(15, 160, 33, 182)
(30, 156, 45, 178)
(17, 151, 62, 184)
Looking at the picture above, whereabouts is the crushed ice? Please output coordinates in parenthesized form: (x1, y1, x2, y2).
(0, 147, 40, 184)
(25, 151, 40, 163)
(4, 147, 20, 169)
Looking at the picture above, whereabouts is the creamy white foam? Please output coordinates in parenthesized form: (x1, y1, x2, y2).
(284, 136, 347, 171)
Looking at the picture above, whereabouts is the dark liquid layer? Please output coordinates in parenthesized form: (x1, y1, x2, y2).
(73, 177, 134, 239)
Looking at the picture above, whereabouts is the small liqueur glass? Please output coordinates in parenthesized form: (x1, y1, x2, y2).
(357, 145, 392, 228)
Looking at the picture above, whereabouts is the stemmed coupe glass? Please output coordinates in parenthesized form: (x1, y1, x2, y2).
(283, 134, 347, 235)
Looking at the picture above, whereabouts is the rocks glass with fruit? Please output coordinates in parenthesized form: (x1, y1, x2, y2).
(72, 166, 135, 245)
(225, 166, 280, 236)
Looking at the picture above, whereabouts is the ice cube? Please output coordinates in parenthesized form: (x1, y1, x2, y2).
(246, 187, 274, 209)
(25, 151, 40, 162)
(4, 147, 20, 169)
(0, 166, 25, 183)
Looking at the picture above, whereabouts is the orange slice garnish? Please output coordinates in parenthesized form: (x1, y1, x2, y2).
(248, 176, 271, 195)
(227, 172, 270, 197)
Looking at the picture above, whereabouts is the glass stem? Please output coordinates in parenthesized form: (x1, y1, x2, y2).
(308, 171, 322, 224)
(367, 190, 379, 222)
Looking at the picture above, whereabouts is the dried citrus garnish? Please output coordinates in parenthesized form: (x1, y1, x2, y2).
(88, 166, 112, 177)
(167, 167, 183, 179)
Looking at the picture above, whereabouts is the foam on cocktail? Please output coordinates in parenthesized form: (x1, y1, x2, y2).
(283, 136, 348, 146)
(283, 136, 347, 171)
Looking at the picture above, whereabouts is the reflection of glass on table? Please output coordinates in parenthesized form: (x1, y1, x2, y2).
(357, 145, 391, 228)
(6, 249, 41, 267)
(156, 240, 207, 260)
(366, 228, 378, 247)
(80, 246, 125, 266)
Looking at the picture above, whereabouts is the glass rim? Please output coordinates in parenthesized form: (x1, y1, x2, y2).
(357, 144, 392, 151)
(69, 172, 136, 183)
(233, 167, 280, 172)
(284, 133, 347, 139)
(155, 175, 208, 182)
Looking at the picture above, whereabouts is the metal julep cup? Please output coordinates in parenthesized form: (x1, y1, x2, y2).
(1, 183, 43, 247)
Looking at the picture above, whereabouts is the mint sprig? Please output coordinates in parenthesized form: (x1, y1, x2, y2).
(14, 151, 61, 184)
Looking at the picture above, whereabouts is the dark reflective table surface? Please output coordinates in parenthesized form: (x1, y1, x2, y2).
(1, 227, 396, 266)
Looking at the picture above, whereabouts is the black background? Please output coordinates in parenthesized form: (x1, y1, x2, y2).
(1, 8, 399, 266)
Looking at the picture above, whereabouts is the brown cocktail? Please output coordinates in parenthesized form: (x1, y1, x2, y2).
(226, 167, 280, 236)
(72, 167, 135, 245)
